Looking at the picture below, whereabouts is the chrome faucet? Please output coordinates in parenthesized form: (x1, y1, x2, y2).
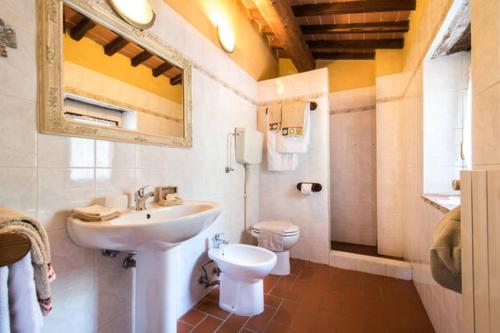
(212, 233, 228, 248)
(134, 186, 154, 211)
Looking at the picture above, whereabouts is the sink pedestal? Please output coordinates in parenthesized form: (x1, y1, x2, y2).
(135, 249, 178, 333)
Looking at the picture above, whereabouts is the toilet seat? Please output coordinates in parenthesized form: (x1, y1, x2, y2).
(250, 221, 299, 237)
(249, 220, 300, 276)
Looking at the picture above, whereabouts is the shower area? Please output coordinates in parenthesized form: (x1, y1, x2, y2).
(329, 87, 386, 258)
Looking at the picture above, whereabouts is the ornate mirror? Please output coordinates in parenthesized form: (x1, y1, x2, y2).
(37, 0, 192, 147)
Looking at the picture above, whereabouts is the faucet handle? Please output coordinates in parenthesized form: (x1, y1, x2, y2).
(212, 233, 228, 248)
(136, 185, 150, 197)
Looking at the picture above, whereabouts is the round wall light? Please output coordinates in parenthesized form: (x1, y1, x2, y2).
(108, 0, 156, 30)
(217, 21, 236, 53)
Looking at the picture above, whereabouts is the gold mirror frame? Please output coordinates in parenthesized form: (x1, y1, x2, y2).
(36, 0, 193, 147)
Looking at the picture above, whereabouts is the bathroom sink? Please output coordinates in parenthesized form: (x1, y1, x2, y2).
(67, 201, 222, 251)
(67, 200, 221, 333)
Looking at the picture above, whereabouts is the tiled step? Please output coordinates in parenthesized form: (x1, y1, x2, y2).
(329, 250, 412, 280)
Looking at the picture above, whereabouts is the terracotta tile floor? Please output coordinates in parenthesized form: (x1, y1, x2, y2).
(178, 259, 434, 333)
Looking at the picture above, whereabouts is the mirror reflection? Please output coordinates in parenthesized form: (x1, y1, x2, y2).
(62, 4, 184, 138)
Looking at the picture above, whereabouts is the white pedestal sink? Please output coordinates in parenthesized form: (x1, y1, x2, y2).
(67, 201, 221, 333)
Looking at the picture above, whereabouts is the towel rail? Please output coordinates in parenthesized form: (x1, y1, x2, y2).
(0, 232, 31, 267)
(296, 182, 322, 193)
(309, 101, 318, 111)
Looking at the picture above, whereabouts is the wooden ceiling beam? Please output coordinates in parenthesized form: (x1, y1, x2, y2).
(152, 62, 173, 77)
(260, 24, 274, 35)
(293, 0, 416, 17)
(313, 52, 375, 60)
(252, 0, 315, 72)
(70, 17, 96, 41)
(131, 50, 153, 67)
(104, 36, 128, 56)
(301, 21, 409, 34)
(308, 39, 404, 50)
(170, 74, 183, 85)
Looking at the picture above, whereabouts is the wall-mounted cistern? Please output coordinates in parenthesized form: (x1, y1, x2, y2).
(134, 185, 154, 210)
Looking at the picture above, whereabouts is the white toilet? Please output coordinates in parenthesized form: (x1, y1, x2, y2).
(208, 243, 277, 316)
(250, 221, 300, 276)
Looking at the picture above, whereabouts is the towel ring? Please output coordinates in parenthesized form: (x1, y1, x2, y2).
(296, 182, 322, 193)
(310, 101, 318, 111)
(0, 232, 31, 267)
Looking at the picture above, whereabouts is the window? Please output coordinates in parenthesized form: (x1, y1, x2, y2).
(423, 51, 471, 196)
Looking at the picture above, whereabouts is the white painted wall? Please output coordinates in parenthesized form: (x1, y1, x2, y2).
(257, 69, 331, 264)
(374, 0, 464, 331)
(0, 0, 258, 332)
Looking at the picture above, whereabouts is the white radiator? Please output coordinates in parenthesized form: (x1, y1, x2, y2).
(461, 170, 500, 332)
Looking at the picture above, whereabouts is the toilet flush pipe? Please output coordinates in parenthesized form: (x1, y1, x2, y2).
(244, 163, 249, 231)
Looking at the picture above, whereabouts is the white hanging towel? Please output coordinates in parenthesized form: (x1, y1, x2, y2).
(267, 130, 298, 171)
(0, 266, 10, 333)
(276, 102, 310, 154)
(258, 229, 285, 252)
(8, 252, 43, 333)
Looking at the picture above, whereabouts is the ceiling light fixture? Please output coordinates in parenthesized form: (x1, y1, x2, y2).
(217, 21, 236, 53)
(108, 0, 156, 30)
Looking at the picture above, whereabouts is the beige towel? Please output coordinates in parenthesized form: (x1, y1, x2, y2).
(281, 102, 306, 137)
(72, 204, 120, 222)
(73, 204, 119, 218)
(267, 104, 282, 131)
(257, 106, 269, 138)
(0, 207, 56, 315)
(430, 206, 461, 293)
(72, 212, 120, 222)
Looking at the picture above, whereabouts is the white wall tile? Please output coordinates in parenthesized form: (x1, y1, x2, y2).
(0, 94, 37, 167)
(330, 92, 376, 246)
(0, 1, 261, 332)
(0, 167, 37, 214)
(258, 69, 330, 264)
(375, 1, 464, 330)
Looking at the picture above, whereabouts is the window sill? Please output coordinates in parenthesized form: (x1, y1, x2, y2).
(421, 194, 460, 213)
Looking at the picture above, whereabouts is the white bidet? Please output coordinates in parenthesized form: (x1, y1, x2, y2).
(208, 243, 277, 316)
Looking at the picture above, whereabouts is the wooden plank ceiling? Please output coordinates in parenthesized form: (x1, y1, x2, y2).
(63, 5, 183, 85)
(240, 0, 416, 70)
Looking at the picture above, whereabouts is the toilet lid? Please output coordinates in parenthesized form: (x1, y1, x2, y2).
(251, 221, 299, 236)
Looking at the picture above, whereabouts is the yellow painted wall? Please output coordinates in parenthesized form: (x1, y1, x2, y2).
(279, 58, 299, 76)
(316, 59, 376, 92)
(163, 0, 278, 80)
(401, 0, 429, 68)
(373, 0, 429, 78)
(63, 34, 183, 103)
(375, 50, 405, 77)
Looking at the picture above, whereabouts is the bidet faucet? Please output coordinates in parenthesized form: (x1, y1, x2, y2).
(134, 185, 154, 211)
(212, 233, 228, 248)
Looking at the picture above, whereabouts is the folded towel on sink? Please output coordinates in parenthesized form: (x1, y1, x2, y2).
(73, 205, 120, 222)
